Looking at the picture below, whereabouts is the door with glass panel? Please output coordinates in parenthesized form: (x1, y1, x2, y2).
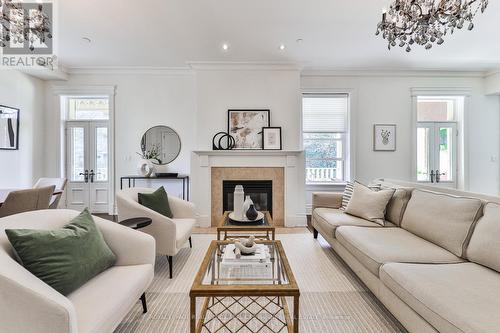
(416, 122, 457, 187)
(65, 121, 109, 212)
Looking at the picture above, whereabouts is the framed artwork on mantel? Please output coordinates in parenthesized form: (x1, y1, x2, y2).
(262, 127, 282, 150)
(0, 105, 20, 150)
(373, 124, 396, 151)
(228, 109, 270, 149)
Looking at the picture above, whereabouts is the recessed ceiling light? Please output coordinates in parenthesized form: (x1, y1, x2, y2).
(296, 38, 303, 43)
(279, 44, 286, 50)
(222, 43, 229, 51)
(82, 37, 92, 43)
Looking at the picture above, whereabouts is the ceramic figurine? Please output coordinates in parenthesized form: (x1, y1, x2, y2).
(246, 204, 258, 220)
(233, 185, 244, 219)
(242, 195, 253, 215)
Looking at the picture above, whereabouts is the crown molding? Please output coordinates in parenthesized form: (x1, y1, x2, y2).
(187, 61, 303, 71)
(66, 66, 193, 75)
(485, 69, 500, 78)
(301, 69, 487, 78)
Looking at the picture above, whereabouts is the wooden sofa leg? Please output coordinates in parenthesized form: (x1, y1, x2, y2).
(140, 293, 147, 314)
(167, 255, 173, 279)
(313, 228, 318, 239)
(189, 236, 192, 248)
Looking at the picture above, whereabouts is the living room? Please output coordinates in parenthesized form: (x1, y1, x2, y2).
(1, 1, 500, 333)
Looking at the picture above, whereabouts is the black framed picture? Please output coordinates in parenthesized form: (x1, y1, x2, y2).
(0, 105, 20, 150)
(262, 127, 282, 150)
(227, 109, 270, 149)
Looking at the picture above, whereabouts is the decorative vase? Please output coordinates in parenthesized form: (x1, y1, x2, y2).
(137, 159, 155, 177)
(242, 195, 253, 216)
(246, 204, 258, 221)
(233, 185, 245, 219)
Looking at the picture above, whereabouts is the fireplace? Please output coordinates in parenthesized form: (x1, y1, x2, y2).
(222, 180, 273, 217)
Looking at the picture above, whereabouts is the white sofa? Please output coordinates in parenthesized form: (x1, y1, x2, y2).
(116, 187, 196, 278)
(0, 209, 155, 333)
(312, 179, 500, 333)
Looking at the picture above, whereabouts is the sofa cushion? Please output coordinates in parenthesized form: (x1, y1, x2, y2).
(5, 209, 116, 295)
(312, 208, 382, 239)
(380, 262, 500, 333)
(401, 189, 483, 257)
(68, 264, 153, 333)
(345, 182, 395, 226)
(466, 202, 500, 273)
(174, 218, 197, 249)
(385, 188, 412, 226)
(336, 226, 463, 277)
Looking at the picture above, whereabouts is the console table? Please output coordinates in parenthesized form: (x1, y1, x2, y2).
(120, 175, 190, 200)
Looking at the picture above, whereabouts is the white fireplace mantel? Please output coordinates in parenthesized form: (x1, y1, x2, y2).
(190, 150, 306, 228)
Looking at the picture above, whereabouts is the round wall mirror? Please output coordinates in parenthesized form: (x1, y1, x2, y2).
(140, 126, 181, 165)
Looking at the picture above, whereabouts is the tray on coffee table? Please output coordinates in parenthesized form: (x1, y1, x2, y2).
(217, 211, 275, 240)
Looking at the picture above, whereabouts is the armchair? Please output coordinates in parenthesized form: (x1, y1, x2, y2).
(0, 209, 155, 333)
(116, 187, 196, 278)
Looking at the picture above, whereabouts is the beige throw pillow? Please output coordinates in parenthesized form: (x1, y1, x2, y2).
(345, 182, 395, 226)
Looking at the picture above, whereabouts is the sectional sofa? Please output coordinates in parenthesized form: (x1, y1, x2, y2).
(311, 179, 500, 333)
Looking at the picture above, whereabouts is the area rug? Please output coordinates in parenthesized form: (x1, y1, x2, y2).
(115, 233, 406, 333)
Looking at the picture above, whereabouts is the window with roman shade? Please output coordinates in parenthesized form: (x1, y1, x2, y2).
(302, 94, 349, 184)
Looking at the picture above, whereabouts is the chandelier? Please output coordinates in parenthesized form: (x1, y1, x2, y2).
(0, 0, 52, 51)
(376, 0, 489, 52)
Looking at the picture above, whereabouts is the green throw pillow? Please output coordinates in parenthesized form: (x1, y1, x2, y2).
(5, 208, 116, 296)
(138, 186, 173, 218)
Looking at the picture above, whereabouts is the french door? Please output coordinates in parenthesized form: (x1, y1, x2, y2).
(65, 121, 110, 213)
(416, 122, 457, 188)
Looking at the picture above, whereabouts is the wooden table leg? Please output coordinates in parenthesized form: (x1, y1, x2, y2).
(190, 296, 196, 333)
(293, 296, 299, 333)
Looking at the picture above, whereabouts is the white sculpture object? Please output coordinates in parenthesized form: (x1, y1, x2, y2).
(233, 185, 245, 219)
(234, 236, 257, 259)
(137, 159, 155, 177)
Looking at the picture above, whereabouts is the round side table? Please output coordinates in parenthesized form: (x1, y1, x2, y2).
(119, 217, 152, 230)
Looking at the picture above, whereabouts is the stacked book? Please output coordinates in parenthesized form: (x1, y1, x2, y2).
(221, 244, 271, 268)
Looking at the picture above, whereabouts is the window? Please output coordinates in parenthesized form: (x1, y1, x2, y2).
(302, 94, 349, 184)
(68, 98, 109, 120)
(416, 96, 462, 186)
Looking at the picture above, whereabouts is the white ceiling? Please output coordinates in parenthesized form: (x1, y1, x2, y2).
(58, 0, 500, 71)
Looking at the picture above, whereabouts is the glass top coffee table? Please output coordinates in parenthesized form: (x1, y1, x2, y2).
(189, 240, 300, 333)
(217, 211, 275, 240)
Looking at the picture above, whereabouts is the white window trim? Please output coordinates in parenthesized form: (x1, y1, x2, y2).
(301, 88, 357, 189)
(410, 87, 471, 190)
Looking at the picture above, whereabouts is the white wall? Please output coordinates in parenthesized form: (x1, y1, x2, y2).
(485, 72, 500, 95)
(44, 71, 197, 199)
(0, 70, 45, 188)
(194, 69, 302, 150)
(301, 73, 500, 208)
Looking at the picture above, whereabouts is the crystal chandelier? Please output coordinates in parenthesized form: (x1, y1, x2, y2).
(376, 0, 489, 52)
(0, 0, 52, 51)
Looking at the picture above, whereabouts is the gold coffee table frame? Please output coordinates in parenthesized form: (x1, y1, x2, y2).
(217, 211, 275, 241)
(190, 240, 300, 333)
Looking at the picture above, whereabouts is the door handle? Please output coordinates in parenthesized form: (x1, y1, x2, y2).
(435, 170, 446, 183)
(430, 170, 435, 183)
(79, 170, 89, 183)
(89, 170, 95, 183)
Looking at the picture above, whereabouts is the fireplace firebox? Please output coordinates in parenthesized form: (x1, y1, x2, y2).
(222, 180, 273, 217)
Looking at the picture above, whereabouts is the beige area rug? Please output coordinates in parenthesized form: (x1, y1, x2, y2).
(115, 233, 406, 333)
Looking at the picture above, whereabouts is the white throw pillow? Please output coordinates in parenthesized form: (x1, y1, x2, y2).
(345, 182, 395, 226)
(340, 182, 354, 210)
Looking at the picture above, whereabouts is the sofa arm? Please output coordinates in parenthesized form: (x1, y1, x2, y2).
(312, 192, 344, 210)
(169, 196, 196, 219)
(0, 256, 77, 333)
(93, 216, 156, 267)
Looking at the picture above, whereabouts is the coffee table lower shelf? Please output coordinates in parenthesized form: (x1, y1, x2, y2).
(191, 295, 297, 333)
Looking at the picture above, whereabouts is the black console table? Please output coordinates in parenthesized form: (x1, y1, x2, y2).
(120, 175, 190, 200)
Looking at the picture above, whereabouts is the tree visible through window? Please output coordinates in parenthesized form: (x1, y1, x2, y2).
(303, 94, 349, 184)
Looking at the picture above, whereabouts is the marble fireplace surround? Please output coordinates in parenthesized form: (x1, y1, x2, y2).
(191, 150, 306, 228)
(212, 167, 284, 226)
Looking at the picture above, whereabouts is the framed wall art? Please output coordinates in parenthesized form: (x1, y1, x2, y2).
(0, 105, 20, 150)
(227, 109, 270, 149)
(262, 127, 282, 150)
(373, 124, 396, 151)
